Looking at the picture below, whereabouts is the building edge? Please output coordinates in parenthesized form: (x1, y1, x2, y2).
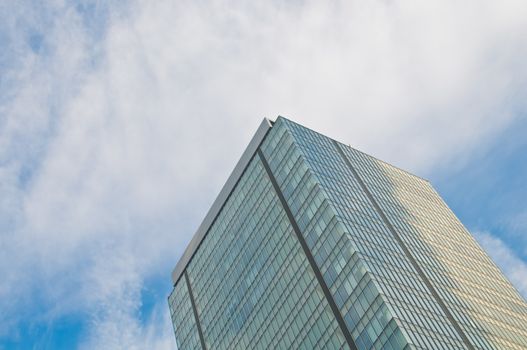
(171, 117, 274, 285)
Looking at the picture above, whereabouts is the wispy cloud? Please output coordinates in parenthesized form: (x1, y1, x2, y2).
(78, 248, 176, 349)
(475, 232, 527, 298)
(1, 0, 527, 348)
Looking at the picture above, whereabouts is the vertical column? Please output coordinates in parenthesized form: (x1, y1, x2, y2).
(185, 271, 207, 350)
(258, 150, 358, 350)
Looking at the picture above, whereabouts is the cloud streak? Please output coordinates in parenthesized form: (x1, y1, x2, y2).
(1, 0, 527, 348)
(475, 232, 527, 298)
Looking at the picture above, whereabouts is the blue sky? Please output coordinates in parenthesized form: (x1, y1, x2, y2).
(1, 0, 527, 349)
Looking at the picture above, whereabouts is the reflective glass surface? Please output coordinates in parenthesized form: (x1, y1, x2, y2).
(339, 141, 527, 350)
(170, 117, 527, 350)
(170, 152, 348, 349)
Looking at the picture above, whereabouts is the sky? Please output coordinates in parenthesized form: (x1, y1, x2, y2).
(1, 0, 526, 349)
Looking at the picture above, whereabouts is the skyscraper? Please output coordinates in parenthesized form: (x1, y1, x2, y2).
(168, 117, 527, 350)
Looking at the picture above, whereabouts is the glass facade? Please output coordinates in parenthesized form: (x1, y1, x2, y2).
(169, 117, 527, 350)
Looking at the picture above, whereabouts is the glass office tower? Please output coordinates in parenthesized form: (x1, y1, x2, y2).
(169, 117, 527, 350)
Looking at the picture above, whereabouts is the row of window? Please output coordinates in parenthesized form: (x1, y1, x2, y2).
(272, 119, 411, 350)
(174, 123, 350, 349)
(340, 139, 527, 349)
(283, 118, 468, 349)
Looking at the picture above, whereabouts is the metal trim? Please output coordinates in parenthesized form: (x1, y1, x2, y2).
(185, 272, 207, 350)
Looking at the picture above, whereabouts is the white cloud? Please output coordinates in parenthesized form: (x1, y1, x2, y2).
(78, 248, 176, 350)
(1, 0, 527, 347)
(475, 232, 527, 299)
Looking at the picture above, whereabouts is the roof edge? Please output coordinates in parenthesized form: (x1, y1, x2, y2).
(171, 118, 273, 285)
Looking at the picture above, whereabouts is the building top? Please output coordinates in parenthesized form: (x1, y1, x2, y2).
(171, 118, 273, 285)
(171, 116, 431, 285)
